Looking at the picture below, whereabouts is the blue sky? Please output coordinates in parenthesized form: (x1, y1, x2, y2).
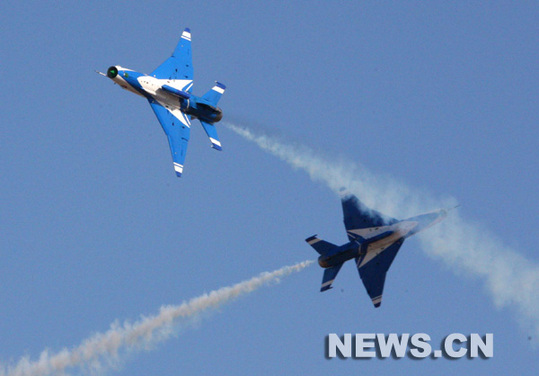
(1, 1, 537, 375)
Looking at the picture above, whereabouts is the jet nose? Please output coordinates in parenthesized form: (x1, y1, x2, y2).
(107, 66, 119, 79)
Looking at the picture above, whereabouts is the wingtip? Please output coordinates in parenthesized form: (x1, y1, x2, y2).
(209, 137, 222, 151)
(338, 187, 354, 200)
(372, 295, 382, 307)
(173, 163, 184, 177)
(181, 28, 192, 41)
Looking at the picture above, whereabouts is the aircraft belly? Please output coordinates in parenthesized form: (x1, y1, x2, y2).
(125, 85, 145, 97)
(360, 234, 403, 268)
(137, 77, 158, 96)
(325, 247, 358, 267)
(115, 75, 145, 97)
(155, 94, 180, 109)
(334, 251, 357, 265)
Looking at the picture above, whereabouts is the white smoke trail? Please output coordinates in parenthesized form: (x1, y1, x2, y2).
(223, 122, 446, 218)
(1, 260, 313, 376)
(224, 121, 539, 340)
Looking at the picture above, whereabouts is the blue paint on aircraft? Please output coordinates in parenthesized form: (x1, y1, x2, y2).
(99, 27, 225, 177)
(306, 192, 451, 308)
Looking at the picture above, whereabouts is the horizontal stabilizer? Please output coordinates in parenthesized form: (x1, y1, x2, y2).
(305, 235, 337, 255)
(199, 120, 222, 151)
(321, 263, 343, 292)
(202, 82, 226, 106)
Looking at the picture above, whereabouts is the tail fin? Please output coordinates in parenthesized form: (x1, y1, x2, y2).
(200, 120, 222, 150)
(199, 82, 225, 150)
(305, 235, 337, 255)
(321, 263, 344, 291)
(305, 235, 342, 292)
(202, 82, 226, 106)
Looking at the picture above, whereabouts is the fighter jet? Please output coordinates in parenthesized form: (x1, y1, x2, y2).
(98, 28, 225, 177)
(306, 192, 450, 308)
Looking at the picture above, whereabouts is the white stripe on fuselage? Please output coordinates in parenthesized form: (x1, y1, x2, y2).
(355, 221, 418, 268)
(115, 67, 192, 102)
(138, 76, 193, 96)
(348, 225, 392, 239)
(134, 76, 193, 128)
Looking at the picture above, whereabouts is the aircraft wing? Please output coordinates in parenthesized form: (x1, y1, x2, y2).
(148, 99, 191, 177)
(151, 28, 194, 90)
(356, 238, 404, 308)
(342, 194, 398, 240)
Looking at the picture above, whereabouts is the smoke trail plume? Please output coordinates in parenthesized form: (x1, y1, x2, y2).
(1, 260, 313, 376)
(224, 121, 539, 339)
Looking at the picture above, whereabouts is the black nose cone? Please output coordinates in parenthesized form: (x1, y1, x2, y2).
(107, 66, 118, 78)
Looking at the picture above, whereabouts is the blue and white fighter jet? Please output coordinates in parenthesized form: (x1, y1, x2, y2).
(306, 193, 450, 308)
(98, 28, 225, 177)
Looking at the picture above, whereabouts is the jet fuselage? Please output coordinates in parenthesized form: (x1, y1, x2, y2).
(318, 210, 446, 269)
(106, 66, 223, 124)
(307, 193, 452, 307)
(100, 27, 226, 177)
